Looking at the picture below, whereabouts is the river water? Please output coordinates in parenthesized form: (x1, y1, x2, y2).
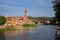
(0, 25, 57, 40)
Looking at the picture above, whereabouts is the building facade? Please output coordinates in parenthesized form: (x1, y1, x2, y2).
(5, 8, 33, 26)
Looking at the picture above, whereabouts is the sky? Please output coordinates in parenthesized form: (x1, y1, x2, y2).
(0, 0, 54, 17)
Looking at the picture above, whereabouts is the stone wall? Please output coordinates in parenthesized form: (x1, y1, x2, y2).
(0, 25, 6, 28)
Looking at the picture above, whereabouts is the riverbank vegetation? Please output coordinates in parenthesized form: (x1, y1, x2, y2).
(28, 16, 55, 21)
(0, 27, 16, 31)
(23, 24, 35, 27)
(0, 16, 6, 25)
(53, 2, 60, 26)
(23, 24, 37, 27)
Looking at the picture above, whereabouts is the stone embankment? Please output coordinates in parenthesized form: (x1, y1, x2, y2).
(0, 25, 33, 30)
(0, 25, 24, 29)
(55, 27, 60, 40)
(0, 25, 7, 28)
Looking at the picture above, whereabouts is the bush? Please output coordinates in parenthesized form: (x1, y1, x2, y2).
(0, 16, 6, 25)
(0, 27, 16, 31)
(23, 24, 35, 27)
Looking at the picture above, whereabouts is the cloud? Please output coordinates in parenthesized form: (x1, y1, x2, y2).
(0, 0, 52, 7)
(0, 5, 25, 10)
(0, 0, 54, 17)
(0, 0, 18, 6)
(0, 5, 25, 16)
(1, 0, 16, 3)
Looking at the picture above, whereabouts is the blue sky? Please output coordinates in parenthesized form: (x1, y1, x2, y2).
(0, 0, 54, 17)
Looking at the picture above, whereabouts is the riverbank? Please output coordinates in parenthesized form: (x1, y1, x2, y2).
(23, 24, 38, 27)
(55, 27, 60, 40)
(0, 27, 16, 31)
(0, 24, 38, 31)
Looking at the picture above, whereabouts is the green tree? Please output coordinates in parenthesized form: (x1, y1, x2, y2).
(53, 3, 60, 26)
(0, 16, 7, 25)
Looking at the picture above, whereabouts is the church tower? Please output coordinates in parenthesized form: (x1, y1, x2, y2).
(24, 8, 28, 18)
(23, 8, 28, 23)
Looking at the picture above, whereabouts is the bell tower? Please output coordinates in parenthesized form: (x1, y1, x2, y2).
(24, 8, 28, 18)
(23, 8, 28, 23)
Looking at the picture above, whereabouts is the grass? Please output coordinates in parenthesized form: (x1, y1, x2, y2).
(23, 24, 36, 27)
(0, 27, 16, 31)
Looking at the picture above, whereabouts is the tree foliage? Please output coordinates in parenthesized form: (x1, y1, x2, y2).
(53, 3, 60, 26)
(0, 16, 7, 25)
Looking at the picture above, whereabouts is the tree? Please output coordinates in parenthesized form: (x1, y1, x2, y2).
(53, 3, 60, 26)
(0, 16, 7, 25)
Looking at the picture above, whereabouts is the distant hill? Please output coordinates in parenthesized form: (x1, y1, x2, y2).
(28, 16, 55, 21)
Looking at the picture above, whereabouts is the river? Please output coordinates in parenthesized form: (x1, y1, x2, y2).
(0, 25, 57, 40)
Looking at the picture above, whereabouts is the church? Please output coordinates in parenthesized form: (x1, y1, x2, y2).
(5, 8, 33, 26)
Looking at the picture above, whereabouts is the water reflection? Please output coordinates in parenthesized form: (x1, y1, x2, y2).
(0, 25, 57, 40)
(0, 31, 5, 40)
(4, 28, 29, 40)
(28, 25, 57, 40)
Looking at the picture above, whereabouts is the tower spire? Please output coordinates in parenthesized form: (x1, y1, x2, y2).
(24, 8, 28, 17)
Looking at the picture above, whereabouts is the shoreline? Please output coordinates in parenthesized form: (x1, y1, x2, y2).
(0, 24, 38, 31)
(55, 26, 60, 40)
